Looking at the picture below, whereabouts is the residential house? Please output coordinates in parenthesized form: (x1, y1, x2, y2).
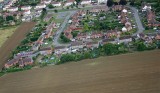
(155, 33, 160, 40)
(44, 14, 52, 22)
(21, 6, 32, 11)
(5, 57, 20, 68)
(71, 41, 84, 50)
(104, 30, 119, 38)
(102, 38, 116, 45)
(76, 33, 88, 40)
(54, 46, 69, 55)
(44, 22, 55, 38)
(118, 36, 132, 44)
(35, 4, 46, 9)
(23, 10, 31, 15)
(125, 21, 132, 31)
(41, 0, 51, 5)
(90, 6, 109, 13)
(7, 7, 18, 12)
(86, 41, 99, 49)
(142, 3, 151, 12)
(90, 32, 103, 39)
(112, 5, 123, 11)
(98, 0, 108, 4)
(51, 2, 61, 7)
(80, 0, 91, 5)
(64, 0, 76, 7)
(19, 57, 33, 68)
(39, 47, 53, 55)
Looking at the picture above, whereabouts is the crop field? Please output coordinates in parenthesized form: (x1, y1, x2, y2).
(0, 50, 160, 93)
(0, 22, 36, 70)
(0, 26, 18, 47)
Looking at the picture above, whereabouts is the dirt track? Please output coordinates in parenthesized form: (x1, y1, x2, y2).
(0, 22, 36, 70)
(0, 50, 160, 93)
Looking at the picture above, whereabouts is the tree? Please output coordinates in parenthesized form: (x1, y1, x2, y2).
(119, 0, 127, 5)
(137, 42, 146, 51)
(107, 0, 114, 7)
(48, 4, 54, 9)
(54, 9, 58, 13)
(0, 16, 4, 25)
(6, 16, 14, 21)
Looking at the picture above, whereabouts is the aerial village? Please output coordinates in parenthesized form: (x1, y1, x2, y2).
(0, 0, 160, 70)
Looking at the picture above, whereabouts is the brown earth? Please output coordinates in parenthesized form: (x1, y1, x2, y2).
(0, 22, 36, 70)
(0, 50, 160, 93)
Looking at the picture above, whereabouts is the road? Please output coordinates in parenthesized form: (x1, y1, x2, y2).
(130, 6, 145, 35)
(53, 11, 76, 46)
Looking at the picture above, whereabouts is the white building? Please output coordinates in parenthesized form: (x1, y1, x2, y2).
(98, 0, 108, 4)
(23, 10, 31, 15)
(21, 6, 32, 10)
(7, 7, 18, 12)
(81, 0, 91, 5)
(41, 0, 51, 5)
(64, 0, 76, 7)
(51, 2, 61, 7)
(35, 4, 46, 9)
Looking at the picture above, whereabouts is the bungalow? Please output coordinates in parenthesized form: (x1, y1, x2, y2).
(51, 2, 61, 7)
(71, 41, 84, 50)
(64, 0, 76, 7)
(21, 6, 32, 11)
(7, 7, 18, 12)
(39, 47, 52, 55)
(35, 4, 46, 9)
(118, 36, 132, 44)
(80, 0, 91, 5)
(54, 46, 69, 55)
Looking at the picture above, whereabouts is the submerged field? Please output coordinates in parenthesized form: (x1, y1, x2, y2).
(0, 50, 160, 93)
(0, 22, 36, 70)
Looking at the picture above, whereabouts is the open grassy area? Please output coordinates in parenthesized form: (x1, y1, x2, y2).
(0, 50, 159, 93)
(0, 26, 18, 47)
(144, 29, 156, 34)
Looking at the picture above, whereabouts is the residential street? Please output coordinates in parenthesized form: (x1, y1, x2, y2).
(53, 11, 76, 46)
(130, 6, 145, 35)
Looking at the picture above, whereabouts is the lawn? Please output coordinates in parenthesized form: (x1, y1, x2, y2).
(0, 26, 18, 47)
(144, 29, 156, 34)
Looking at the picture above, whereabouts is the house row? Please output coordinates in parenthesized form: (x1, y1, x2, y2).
(54, 35, 133, 55)
(90, 5, 109, 13)
(5, 57, 33, 68)
(54, 41, 99, 55)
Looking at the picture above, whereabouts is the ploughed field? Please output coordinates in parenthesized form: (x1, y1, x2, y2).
(0, 22, 36, 70)
(0, 50, 160, 93)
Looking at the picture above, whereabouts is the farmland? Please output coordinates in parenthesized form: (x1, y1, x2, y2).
(0, 50, 160, 93)
(0, 22, 36, 70)
(0, 26, 18, 47)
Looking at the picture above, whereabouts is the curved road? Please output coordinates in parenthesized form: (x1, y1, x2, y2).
(53, 11, 76, 46)
(129, 6, 145, 35)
